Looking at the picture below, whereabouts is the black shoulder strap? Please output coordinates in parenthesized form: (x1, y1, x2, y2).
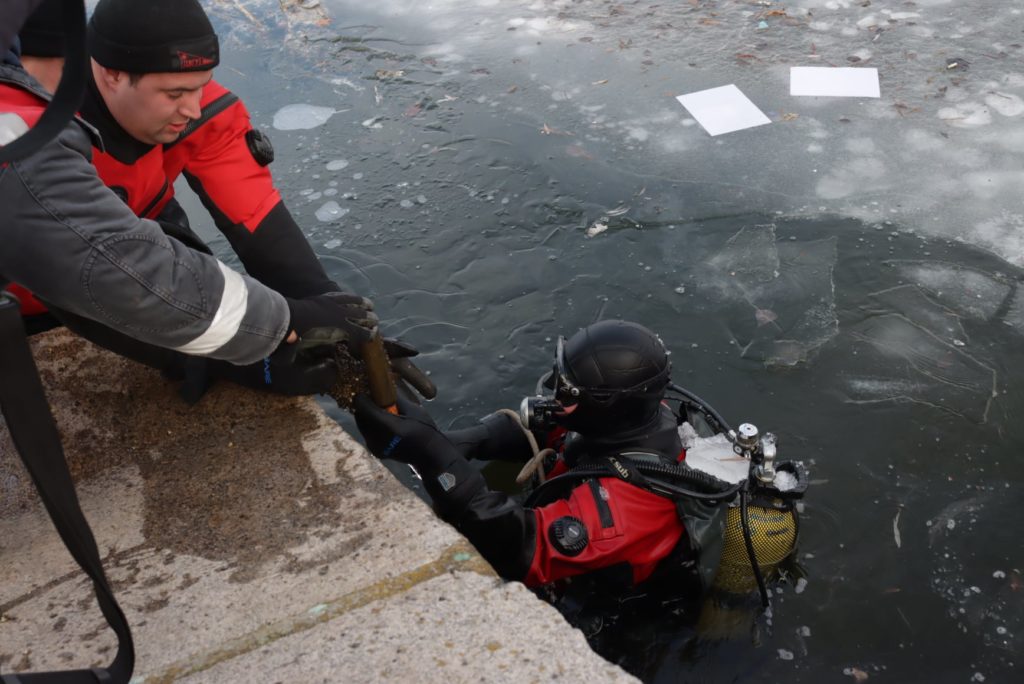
(0, 293, 134, 684)
(0, 0, 88, 165)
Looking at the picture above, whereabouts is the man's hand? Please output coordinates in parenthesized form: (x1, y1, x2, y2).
(284, 291, 378, 355)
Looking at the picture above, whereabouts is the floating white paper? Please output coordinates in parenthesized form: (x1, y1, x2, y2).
(675, 84, 771, 137)
(790, 67, 880, 98)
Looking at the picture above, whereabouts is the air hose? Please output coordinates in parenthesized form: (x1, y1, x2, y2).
(524, 458, 743, 508)
(667, 382, 733, 434)
(739, 485, 771, 608)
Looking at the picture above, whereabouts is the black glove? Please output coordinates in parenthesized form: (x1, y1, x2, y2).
(445, 411, 534, 462)
(286, 293, 437, 401)
(353, 394, 484, 516)
(179, 351, 338, 402)
(284, 291, 378, 355)
(379, 337, 437, 400)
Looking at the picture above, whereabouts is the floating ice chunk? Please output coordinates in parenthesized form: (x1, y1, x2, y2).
(777, 649, 794, 661)
(326, 159, 350, 171)
(314, 201, 349, 222)
(585, 221, 608, 238)
(399, 199, 414, 208)
(272, 104, 337, 131)
(795, 577, 808, 594)
(323, 238, 342, 249)
(774, 470, 798, 491)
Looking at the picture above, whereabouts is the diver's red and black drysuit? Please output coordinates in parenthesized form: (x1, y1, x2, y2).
(10, 71, 337, 318)
(436, 404, 724, 591)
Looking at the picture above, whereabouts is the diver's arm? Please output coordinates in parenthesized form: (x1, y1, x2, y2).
(353, 394, 539, 580)
(444, 410, 536, 462)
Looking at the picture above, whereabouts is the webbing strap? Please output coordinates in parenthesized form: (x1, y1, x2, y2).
(0, 293, 134, 684)
(0, 0, 87, 164)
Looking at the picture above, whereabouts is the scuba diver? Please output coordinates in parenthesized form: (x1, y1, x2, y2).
(355, 319, 808, 635)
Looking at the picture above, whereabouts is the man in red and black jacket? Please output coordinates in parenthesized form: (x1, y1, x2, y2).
(9, 0, 434, 399)
(355, 320, 725, 592)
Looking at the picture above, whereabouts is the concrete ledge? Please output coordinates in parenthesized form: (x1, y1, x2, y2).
(1, 330, 636, 683)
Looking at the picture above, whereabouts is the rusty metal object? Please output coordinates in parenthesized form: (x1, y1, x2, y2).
(327, 331, 397, 413)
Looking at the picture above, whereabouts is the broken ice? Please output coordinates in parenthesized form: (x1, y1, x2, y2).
(272, 104, 337, 131)
(314, 201, 349, 222)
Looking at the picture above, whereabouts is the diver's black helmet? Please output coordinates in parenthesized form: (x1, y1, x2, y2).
(552, 320, 671, 436)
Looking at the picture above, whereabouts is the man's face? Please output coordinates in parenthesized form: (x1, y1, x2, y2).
(102, 69, 213, 145)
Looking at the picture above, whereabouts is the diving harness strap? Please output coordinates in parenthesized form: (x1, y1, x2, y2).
(0, 293, 134, 683)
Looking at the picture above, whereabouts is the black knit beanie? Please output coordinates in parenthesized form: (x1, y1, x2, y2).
(19, 0, 65, 58)
(88, 0, 219, 73)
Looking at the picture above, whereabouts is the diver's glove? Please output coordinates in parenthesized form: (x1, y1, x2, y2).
(444, 411, 534, 462)
(354, 394, 485, 517)
(374, 337, 437, 401)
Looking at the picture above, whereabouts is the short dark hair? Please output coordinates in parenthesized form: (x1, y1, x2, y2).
(127, 72, 143, 86)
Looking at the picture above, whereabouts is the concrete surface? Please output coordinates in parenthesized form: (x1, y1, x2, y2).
(0, 330, 637, 683)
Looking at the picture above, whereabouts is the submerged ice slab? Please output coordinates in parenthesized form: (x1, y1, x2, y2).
(844, 314, 996, 422)
(867, 285, 968, 343)
(702, 226, 838, 366)
(896, 262, 1011, 321)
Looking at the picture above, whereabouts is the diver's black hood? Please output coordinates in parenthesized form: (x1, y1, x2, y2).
(561, 403, 681, 468)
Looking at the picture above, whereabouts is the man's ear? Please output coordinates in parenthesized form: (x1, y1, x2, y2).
(93, 61, 126, 91)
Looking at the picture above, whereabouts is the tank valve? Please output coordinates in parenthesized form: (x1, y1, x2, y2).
(756, 432, 777, 484)
(734, 423, 760, 454)
(727, 422, 779, 483)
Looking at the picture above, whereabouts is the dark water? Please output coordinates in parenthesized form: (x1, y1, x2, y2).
(180, 1, 1024, 681)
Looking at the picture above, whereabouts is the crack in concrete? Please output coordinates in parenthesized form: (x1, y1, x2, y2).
(141, 540, 493, 683)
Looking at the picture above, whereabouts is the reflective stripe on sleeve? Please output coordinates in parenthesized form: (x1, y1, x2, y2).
(173, 262, 249, 355)
(0, 112, 29, 146)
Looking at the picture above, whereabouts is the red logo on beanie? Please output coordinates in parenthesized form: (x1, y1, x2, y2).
(177, 51, 215, 69)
